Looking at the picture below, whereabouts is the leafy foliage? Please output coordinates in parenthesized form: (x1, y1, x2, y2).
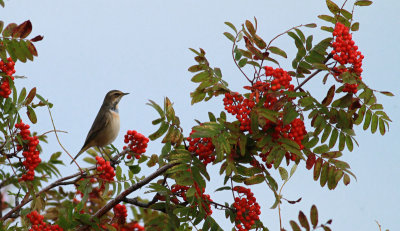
(0, 0, 392, 231)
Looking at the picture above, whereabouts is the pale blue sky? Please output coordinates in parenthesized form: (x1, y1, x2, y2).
(1, 0, 399, 230)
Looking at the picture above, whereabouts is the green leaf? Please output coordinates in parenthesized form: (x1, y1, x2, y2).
(129, 165, 141, 174)
(321, 26, 334, 33)
(147, 100, 164, 117)
(303, 136, 319, 149)
(257, 108, 279, 123)
(354, 105, 366, 125)
(345, 135, 353, 151)
(379, 91, 394, 96)
(326, 0, 340, 14)
(223, 32, 235, 42)
(306, 35, 313, 51)
(149, 121, 169, 140)
(305, 23, 317, 28)
(239, 133, 247, 156)
(268, 46, 287, 58)
(116, 166, 122, 180)
(313, 158, 323, 181)
(355, 0, 373, 6)
(321, 125, 332, 143)
(244, 174, 264, 185)
(338, 132, 345, 151)
(2, 23, 17, 37)
(290, 220, 301, 231)
(351, 22, 360, 31)
(363, 109, 372, 130)
(327, 165, 336, 189)
(191, 71, 209, 83)
(278, 167, 288, 181)
(370, 113, 378, 134)
(238, 58, 247, 67)
(290, 164, 298, 177)
(341, 9, 353, 19)
(294, 28, 305, 43)
(378, 118, 385, 135)
(313, 63, 329, 70)
(283, 103, 299, 125)
(313, 144, 329, 154)
(245, 20, 256, 35)
(224, 21, 237, 33)
(310, 205, 318, 228)
(329, 128, 338, 148)
(320, 162, 329, 187)
(343, 173, 350, 185)
(18, 87, 26, 104)
(318, 15, 336, 24)
(214, 186, 231, 192)
(26, 106, 37, 124)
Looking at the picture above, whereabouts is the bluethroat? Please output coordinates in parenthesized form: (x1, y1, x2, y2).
(70, 90, 129, 164)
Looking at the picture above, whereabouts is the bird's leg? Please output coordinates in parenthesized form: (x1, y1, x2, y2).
(99, 147, 112, 161)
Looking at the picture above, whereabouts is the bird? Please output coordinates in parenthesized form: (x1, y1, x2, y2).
(70, 90, 129, 164)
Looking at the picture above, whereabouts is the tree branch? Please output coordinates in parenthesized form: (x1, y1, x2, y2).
(0, 150, 128, 221)
(294, 53, 333, 91)
(76, 161, 179, 231)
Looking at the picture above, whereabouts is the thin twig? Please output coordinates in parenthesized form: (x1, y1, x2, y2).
(232, 30, 252, 83)
(294, 53, 333, 91)
(46, 105, 82, 172)
(39, 129, 68, 137)
(266, 24, 306, 50)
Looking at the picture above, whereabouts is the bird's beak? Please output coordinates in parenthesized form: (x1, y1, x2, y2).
(122, 92, 129, 96)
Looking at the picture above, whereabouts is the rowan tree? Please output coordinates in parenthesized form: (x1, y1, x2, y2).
(0, 0, 393, 230)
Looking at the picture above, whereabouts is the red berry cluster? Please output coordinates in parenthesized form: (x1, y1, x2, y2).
(123, 130, 149, 159)
(232, 186, 261, 231)
(15, 120, 41, 181)
(171, 183, 213, 216)
(193, 183, 213, 216)
(331, 22, 364, 93)
(264, 66, 294, 91)
(171, 184, 190, 202)
(95, 156, 115, 181)
(0, 57, 16, 98)
(113, 204, 128, 224)
(187, 130, 216, 166)
(223, 92, 255, 132)
(260, 118, 307, 166)
(223, 67, 295, 132)
(27, 210, 63, 231)
(109, 222, 145, 231)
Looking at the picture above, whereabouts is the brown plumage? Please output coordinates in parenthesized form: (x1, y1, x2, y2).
(71, 90, 129, 164)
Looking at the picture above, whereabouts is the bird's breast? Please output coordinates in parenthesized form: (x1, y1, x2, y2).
(97, 110, 120, 146)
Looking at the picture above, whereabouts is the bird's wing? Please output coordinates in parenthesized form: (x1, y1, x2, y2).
(71, 107, 110, 164)
(81, 106, 110, 151)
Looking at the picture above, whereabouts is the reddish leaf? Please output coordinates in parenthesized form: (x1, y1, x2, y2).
(12, 20, 32, 39)
(322, 85, 335, 106)
(31, 35, 44, 42)
(298, 211, 310, 231)
(24, 87, 36, 105)
(26, 41, 38, 56)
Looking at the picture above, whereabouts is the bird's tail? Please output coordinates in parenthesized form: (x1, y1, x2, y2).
(70, 149, 85, 164)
